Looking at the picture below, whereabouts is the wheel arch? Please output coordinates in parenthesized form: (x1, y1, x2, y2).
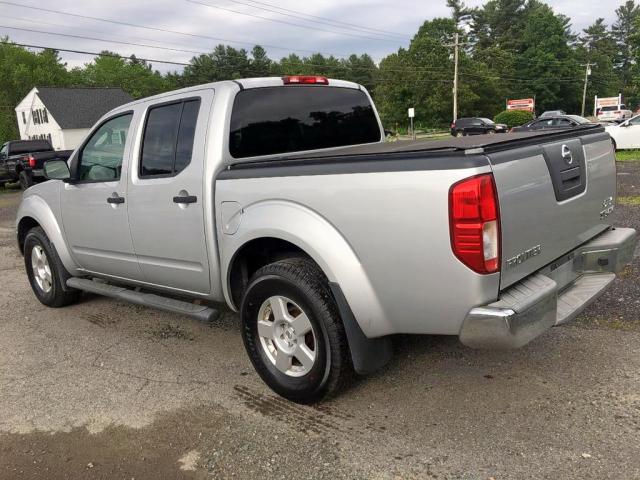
(219, 200, 390, 338)
(16, 195, 78, 276)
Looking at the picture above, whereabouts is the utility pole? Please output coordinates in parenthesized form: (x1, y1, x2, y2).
(581, 62, 594, 117)
(452, 32, 460, 122)
(445, 33, 466, 123)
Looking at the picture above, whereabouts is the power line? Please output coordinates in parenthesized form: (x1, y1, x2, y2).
(0, 0, 353, 57)
(10, 42, 190, 65)
(206, 0, 407, 40)
(186, 0, 401, 43)
(0, 24, 211, 56)
(230, 0, 408, 38)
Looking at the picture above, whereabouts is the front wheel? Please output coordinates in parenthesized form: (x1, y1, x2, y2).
(24, 227, 80, 307)
(241, 258, 353, 403)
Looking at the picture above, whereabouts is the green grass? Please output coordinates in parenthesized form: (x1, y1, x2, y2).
(616, 150, 640, 162)
(618, 196, 640, 206)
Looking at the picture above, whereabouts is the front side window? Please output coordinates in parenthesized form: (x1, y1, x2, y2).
(140, 99, 200, 177)
(79, 113, 133, 182)
(229, 86, 381, 158)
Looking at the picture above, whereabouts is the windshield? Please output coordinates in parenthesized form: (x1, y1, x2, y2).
(567, 115, 591, 124)
(229, 86, 381, 158)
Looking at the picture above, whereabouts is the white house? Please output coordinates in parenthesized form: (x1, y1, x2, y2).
(15, 87, 133, 151)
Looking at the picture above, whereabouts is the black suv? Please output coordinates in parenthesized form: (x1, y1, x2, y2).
(450, 117, 507, 137)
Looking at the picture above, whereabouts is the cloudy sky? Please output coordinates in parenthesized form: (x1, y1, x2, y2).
(0, 0, 630, 72)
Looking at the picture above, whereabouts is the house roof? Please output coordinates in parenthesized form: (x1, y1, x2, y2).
(36, 87, 133, 129)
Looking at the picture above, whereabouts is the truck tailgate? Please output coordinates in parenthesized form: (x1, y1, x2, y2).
(487, 129, 616, 289)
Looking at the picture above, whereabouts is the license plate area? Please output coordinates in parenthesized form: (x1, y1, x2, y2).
(539, 251, 578, 291)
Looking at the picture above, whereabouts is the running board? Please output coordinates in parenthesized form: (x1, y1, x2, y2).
(66, 277, 219, 322)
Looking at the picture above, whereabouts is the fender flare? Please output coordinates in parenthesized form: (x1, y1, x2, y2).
(16, 194, 79, 277)
(220, 200, 393, 338)
(220, 199, 392, 374)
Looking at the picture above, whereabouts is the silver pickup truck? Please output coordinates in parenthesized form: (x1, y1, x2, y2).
(17, 76, 637, 403)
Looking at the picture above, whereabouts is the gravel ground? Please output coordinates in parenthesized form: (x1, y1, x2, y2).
(0, 166, 639, 479)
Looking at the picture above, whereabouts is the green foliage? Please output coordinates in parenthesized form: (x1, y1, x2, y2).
(494, 110, 534, 127)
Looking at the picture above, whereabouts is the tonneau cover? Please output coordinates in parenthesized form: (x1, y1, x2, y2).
(230, 124, 607, 167)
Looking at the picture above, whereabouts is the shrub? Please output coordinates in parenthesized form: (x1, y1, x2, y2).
(494, 110, 535, 128)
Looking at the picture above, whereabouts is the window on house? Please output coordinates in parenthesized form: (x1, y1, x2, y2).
(42, 109, 48, 123)
(21, 112, 26, 124)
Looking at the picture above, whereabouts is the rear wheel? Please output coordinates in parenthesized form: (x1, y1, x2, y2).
(241, 258, 353, 403)
(24, 227, 80, 307)
(19, 170, 34, 190)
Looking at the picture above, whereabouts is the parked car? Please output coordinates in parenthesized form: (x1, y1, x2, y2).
(539, 110, 566, 118)
(605, 114, 640, 150)
(597, 104, 633, 123)
(16, 76, 636, 403)
(0, 140, 72, 189)
(511, 115, 591, 132)
(450, 117, 507, 136)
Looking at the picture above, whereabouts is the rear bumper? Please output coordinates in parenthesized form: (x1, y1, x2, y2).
(459, 227, 637, 349)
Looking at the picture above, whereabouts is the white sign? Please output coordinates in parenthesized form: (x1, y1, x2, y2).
(408, 108, 415, 118)
(595, 95, 621, 108)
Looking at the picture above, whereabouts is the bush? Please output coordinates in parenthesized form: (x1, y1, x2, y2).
(494, 110, 535, 128)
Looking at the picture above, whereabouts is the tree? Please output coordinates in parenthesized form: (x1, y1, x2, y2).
(73, 52, 168, 99)
(0, 39, 71, 144)
(577, 19, 620, 114)
(612, 0, 640, 96)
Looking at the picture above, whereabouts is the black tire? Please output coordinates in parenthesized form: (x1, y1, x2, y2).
(241, 258, 353, 403)
(611, 139, 617, 152)
(24, 227, 81, 308)
(19, 170, 34, 190)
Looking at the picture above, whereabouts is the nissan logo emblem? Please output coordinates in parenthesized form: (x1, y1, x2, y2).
(561, 144, 573, 165)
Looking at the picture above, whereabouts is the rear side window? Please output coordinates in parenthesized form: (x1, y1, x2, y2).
(229, 86, 381, 158)
(140, 99, 201, 177)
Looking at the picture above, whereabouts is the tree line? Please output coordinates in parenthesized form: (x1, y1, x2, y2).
(1, 0, 639, 143)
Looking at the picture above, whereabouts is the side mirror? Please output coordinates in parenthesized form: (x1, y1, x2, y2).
(43, 160, 72, 181)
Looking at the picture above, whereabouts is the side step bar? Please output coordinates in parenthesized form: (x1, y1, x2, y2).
(67, 277, 219, 322)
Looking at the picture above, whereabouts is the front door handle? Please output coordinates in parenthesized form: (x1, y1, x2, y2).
(107, 195, 125, 204)
(173, 194, 198, 204)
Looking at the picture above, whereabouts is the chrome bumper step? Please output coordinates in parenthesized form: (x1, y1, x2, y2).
(556, 273, 615, 325)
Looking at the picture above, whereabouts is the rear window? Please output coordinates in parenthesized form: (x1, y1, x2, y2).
(601, 106, 620, 112)
(9, 140, 52, 155)
(229, 86, 381, 158)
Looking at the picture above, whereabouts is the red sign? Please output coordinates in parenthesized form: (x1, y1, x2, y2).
(507, 98, 535, 112)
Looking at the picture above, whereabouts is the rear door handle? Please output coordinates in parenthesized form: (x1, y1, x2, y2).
(107, 195, 125, 204)
(173, 195, 198, 204)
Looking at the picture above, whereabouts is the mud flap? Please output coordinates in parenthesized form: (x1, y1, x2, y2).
(329, 282, 392, 375)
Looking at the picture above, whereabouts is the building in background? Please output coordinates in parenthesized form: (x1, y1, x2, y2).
(14, 87, 133, 150)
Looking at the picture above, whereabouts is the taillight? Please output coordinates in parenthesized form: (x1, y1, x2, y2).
(282, 75, 329, 85)
(615, 111, 621, 114)
(449, 174, 501, 274)
(27, 155, 36, 168)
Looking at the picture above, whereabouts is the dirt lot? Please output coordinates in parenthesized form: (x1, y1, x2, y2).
(0, 164, 639, 480)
